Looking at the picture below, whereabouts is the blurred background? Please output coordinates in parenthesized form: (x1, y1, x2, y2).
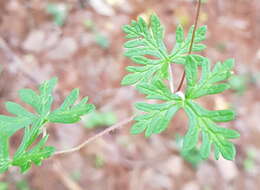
(0, 0, 260, 189)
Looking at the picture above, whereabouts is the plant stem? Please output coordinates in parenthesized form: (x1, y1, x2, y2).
(54, 116, 135, 155)
(176, 0, 202, 92)
(168, 64, 174, 93)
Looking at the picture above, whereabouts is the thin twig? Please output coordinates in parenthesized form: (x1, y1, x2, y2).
(168, 64, 174, 93)
(54, 116, 135, 155)
(176, 0, 202, 92)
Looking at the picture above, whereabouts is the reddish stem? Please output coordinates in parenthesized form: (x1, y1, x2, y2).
(176, 0, 202, 92)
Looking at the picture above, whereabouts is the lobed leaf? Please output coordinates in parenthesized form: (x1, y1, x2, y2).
(12, 135, 55, 173)
(122, 14, 171, 85)
(122, 15, 207, 87)
(0, 135, 10, 173)
(176, 25, 184, 43)
(0, 78, 95, 173)
(170, 25, 207, 59)
(122, 13, 239, 162)
(137, 80, 180, 101)
(131, 103, 181, 137)
(183, 100, 239, 160)
(185, 58, 234, 99)
(48, 101, 95, 123)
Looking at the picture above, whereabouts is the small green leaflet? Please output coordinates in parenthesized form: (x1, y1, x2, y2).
(46, 3, 68, 26)
(136, 80, 180, 101)
(182, 100, 239, 160)
(131, 81, 182, 137)
(132, 79, 239, 160)
(121, 14, 207, 86)
(121, 14, 168, 85)
(49, 89, 94, 124)
(170, 25, 207, 64)
(184, 55, 234, 99)
(132, 102, 181, 137)
(0, 78, 95, 173)
(181, 56, 239, 160)
(122, 14, 240, 161)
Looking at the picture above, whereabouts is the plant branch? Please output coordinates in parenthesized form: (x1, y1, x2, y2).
(176, 0, 202, 92)
(54, 116, 135, 155)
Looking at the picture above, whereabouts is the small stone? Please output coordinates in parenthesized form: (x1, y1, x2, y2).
(182, 181, 200, 190)
(22, 30, 45, 53)
(216, 157, 238, 181)
(43, 32, 60, 49)
(47, 37, 78, 60)
(89, 0, 115, 16)
(142, 168, 173, 189)
(159, 156, 183, 176)
(197, 163, 218, 186)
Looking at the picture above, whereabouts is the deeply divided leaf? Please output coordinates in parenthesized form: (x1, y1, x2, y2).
(132, 102, 181, 137)
(182, 100, 239, 160)
(122, 14, 239, 161)
(185, 57, 234, 99)
(121, 14, 207, 86)
(0, 78, 95, 173)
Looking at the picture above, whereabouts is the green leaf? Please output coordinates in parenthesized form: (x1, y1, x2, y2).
(48, 102, 95, 124)
(130, 122, 147, 134)
(182, 106, 200, 153)
(122, 14, 171, 85)
(185, 56, 198, 87)
(183, 100, 239, 160)
(19, 89, 41, 113)
(176, 25, 184, 43)
(83, 111, 117, 128)
(57, 88, 79, 110)
(122, 13, 239, 162)
(12, 135, 55, 173)
(46, 3, 67, 26)
(121, 73, 144, 85)
(130, 56, 152, 65)
(132, 102, 181, 137)
(0, 182, 8, 190)
(122, 15, 207, 86)
(5, 102, 36, 118)
(124, 39, 145, 48)
(194, 26, 207, 43)
(0, 134, 10, 173)
(137, 80, 181, 101)
(200, 131, 212, 159)
(186, 58, 234, 99)
(48, 89, 95, 124)
(150, 14, 164, 42)
(192, 44, 206, 52)
(170, 25, 207, 59)
(201, 109, 235, 122)
(38, 77, 57, 116)
(0, 78, 95, 173)
(0, 115, 32, 136)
